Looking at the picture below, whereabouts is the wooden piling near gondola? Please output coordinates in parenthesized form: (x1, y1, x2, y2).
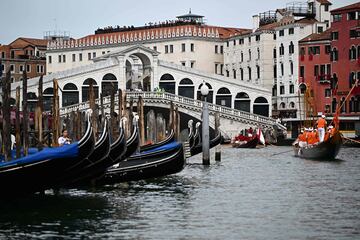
(22, 70, 29, 155)
(175, 106, 180, 141)
(35, 75, 44, 150)
(137, 96, 145, 145)
(52, 79, 60, 147)
(89, 78, 97, 138)
(100, 92, 104, 129)
(169, 101, 174, 132)
(128, 97, 134, 135)
(122, 91, 128, 138)
(15, 87, 21, 158)
(110, 88, 116, 138)
(2, 70, 11, 161)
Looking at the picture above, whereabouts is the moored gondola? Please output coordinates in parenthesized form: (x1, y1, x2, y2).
(293, 130, 342, 160)
(190, 131, 221, 156)
(140, 130, 175, 152)
(97, 141, 185, 184)
(0, 113, 95, 195)
(121, 124, 140, 160)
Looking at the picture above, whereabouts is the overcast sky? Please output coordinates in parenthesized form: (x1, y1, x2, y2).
(0, 0, 357, 44)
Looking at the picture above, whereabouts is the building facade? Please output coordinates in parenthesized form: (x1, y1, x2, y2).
(0, 38, 48, 82)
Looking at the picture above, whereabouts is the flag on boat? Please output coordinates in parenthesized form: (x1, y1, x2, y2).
(257, 128, 265, 145)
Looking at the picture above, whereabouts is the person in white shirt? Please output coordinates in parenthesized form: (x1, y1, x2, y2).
(58, 129, 72, 146)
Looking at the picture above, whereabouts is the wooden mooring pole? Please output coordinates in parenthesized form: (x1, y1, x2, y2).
(137, 96, 145, 145)
(52, 79, 60, 147)
(89, 79, 97, 139)
(2, 70, 11, 161)
(15, 87, 21, 158)
(22, 70, 29, 155)
(35, 75, 44, 150)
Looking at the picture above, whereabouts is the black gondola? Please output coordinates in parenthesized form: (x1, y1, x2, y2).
(0, 113, 95, 195)
(293, 130, 342, 160)
(98, 141, 185, 184)
(121, 124, 140, 160)
(140, 130, 175, 152)
(190, 132, 222, 156)
(63, 118, 113, 186)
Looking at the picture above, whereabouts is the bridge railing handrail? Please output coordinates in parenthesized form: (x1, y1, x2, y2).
(59, 91, 278, 126)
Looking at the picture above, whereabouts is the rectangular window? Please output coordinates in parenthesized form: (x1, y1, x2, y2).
(170, 45, 173, 53)
(350, 29, 358, 38)
(348, 12, 356, 20)
(181, 61, 186, 66)
(233, 70, 236, 79)
(326, 64, 331, 75)
(289, 28, 294, 35)
(1, 52, 5, 58)
(215, 45, 218, 54)
(226, 70, 230, 77)
(273, 33, 277, 40)
(325, 5, 329, 12)
(325, 45, 331, 54)
(88, 52, 91, 60)
(190, 61, 195, 68)
(215, 63, 218, 74)
(58, 55, 62, 63)
(72, 54, 76, 62)
(257, 66, 260, 79)
(165, 45, 168, 53)
(79, 53, 83, 61)
(48, 55, 52, 64)
(26, 64, 31, 73)
(290, 85, 294, 94)
(36, 65, 40, 73)
(248, 36, 251, 43)
(220, 46, 223, 54)
(255, 35, 260, 41)
(239, 39, 244, 45)
(300, 66, 305, 78)
(333, 14, 342, 22)
(325, 89, 331, 97)
(248, 68, 252, 80)
(62, 55, 66, 63)
(220, 64, 223, 75)
(182, 43, 186, 52)
(19, 65, 24, 72)
(279, 30, 284, 36)
(280, 86, 285, 95)
(331, 32, 339, 40)
(10, 50, 14, 58)
(318, 26, 323, 33)
(10, 64, 14, 73)
(153, 46, 157, 51)
(191, 43, 194, 52)
(240, 68, 244, 80)
(93, 52, 96, 58)
(226, 41, 229, 47)
(233, 40, 236, 46)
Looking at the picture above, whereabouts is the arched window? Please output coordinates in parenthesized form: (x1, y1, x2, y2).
(299, 83, 307, 94)
(272, 84, 277, 97)
(290, 61, 294, 75)
(289, 41, 294, 54)
(280, 102, 286, 109)
(248, 67, 252, 80)
(281, 63, 284, 76)
(349, 45, 357, 60)
(331, 48, 338, 61)
(280, 43, 284, 56)
(216, 87, 232, 108)
(159, 73, 175, 94)
(82, 78, 99, 102)
(240, 51, 244, 62)
(257, 47, 260, 59)
(253, 97, 269, 116)
(248, 49, 251, 61)
(256, 65, 260, 79)
(43, 87, 53, 111)
(240, 68, 244, 80)
(349, 97, 355, 112)
(340, 97, 346, 113)
(356, 95, 360, 112)
(62, 83, 79, 107)
(178, 78, 194, 99)
(234, 92, 250, 112)
(102, 73, 118, 96)
(289, 102, 295, 108)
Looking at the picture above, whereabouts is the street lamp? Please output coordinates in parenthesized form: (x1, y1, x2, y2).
(200, 82, 210, 165)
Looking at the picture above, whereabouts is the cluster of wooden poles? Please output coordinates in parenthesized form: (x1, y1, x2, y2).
(0, 69, 181, 162)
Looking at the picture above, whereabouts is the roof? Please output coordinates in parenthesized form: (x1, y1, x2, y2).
(79, 24, 249, 41)
(299, 29, 331, 43)
(316, 0, 332, 5)
(257, 21, 281, 31)
(8, 37, 48, 49)
(331, 2, 360, 13)
(295, 18, 318, 24)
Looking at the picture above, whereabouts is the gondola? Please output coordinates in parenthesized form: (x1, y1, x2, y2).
(0, 113, 95, 195)
(97, 141, 185, 184)
(63, 118, 113, 186)
(189, 122, 201, 154)
(121, 124, 140, 160)
(293, 130, 342, 160)
(140, 130, 175, 152)
(190, 132, 222, 156)
(232, 136, 259, 148)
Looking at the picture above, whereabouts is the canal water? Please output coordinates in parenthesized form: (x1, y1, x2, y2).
(0, 146, 359, 239)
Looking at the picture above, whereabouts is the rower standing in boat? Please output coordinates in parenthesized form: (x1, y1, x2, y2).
(316, 115, 327, 142)
(58, 129, 72, 146)
(298, 128, 307, 147)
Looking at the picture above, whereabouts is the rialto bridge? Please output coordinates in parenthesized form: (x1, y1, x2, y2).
(10, 45, 284, 137)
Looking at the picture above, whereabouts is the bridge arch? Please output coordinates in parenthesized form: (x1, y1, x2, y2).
(253, 96, 269, 117)
(216, 87, 232, 108)
(62, 83, 79, 107)
(159, 73, 175, 94)
(102, 73, 118, 97)
(234, 92, 250, 112)
(178, 78, 194, 99)
(82, 78, 99, 102)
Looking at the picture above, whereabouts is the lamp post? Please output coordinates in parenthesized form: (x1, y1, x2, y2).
(200, 82, 210, 165)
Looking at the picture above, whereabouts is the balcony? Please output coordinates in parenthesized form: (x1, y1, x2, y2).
(316, 74, 331, 84)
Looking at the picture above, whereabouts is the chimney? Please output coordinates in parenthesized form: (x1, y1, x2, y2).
(253, 15, 260, 32)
